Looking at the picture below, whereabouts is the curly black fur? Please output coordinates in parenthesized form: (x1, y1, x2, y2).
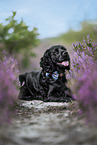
(18, 45, 75, 102)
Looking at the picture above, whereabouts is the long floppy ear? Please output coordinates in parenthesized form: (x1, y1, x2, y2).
(40, 49, 54, 72)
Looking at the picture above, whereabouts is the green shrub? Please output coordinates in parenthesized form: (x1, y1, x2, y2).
(0, 11, 39, 68)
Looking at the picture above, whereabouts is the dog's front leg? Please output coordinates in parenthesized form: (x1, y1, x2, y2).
(44, 85, 61, 102)
(43, 85, 55, 102)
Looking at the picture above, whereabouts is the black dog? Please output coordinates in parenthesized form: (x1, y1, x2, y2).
(18, 45, 74, 102)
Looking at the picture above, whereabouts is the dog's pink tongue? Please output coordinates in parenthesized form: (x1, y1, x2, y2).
(62, 61, 69, 66)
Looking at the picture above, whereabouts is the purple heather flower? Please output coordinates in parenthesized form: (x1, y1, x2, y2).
(83, 39, 86, 43)
(68, 35, 97, 125)
(87, 35, 90, 39)
(0, 56, 19, 125)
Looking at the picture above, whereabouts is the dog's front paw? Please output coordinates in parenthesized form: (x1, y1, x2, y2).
(65, 90, 75, 101)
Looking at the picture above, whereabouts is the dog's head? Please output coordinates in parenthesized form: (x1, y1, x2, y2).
(40, 45, 70, 72)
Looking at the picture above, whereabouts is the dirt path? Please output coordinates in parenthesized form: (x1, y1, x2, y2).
(0, 101, 97, 145)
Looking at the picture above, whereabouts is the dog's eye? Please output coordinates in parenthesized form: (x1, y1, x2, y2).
(62, 51, 67, 56)
(53, 49, 59, 55)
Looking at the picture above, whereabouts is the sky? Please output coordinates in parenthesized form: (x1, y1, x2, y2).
(0, 0, 97, 38)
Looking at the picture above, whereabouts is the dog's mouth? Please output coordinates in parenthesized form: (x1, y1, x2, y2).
(57, 61, 69, 66)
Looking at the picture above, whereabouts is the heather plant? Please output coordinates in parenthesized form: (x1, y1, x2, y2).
(0, 56, 19, 125)
(67, 35, 97, 125)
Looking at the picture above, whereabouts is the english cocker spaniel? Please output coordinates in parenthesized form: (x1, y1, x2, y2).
(18, 45, 74, 102)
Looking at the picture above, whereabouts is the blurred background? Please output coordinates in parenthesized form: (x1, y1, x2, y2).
(0, 0, 97, 72)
